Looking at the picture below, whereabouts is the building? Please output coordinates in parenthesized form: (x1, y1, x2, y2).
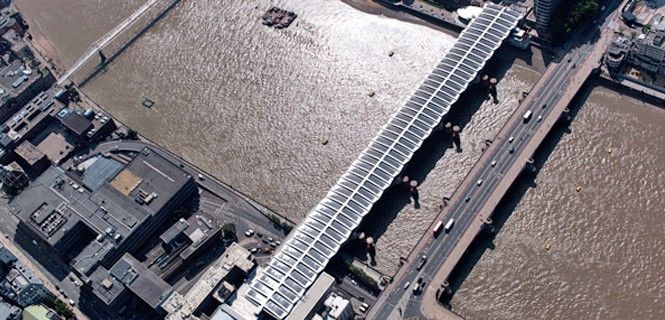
(321, 293, 353, 320)
(605, 35, 632, 69)
(0, 89, 66, 160)
(0, 247, 48, 308)
(146, 212, 222, 279)
(88, 253, 172, 312)
(534, 0, 561, 43)
(631, 30, 665, 74)
(0, 60, 55, 124)
(161, 243, 255, 320)
(0, 162, 29, 193)
(604, 30, 665, 76)
(14, 141, 49, 176)
(9, 147, 196, 278)
(0, 300, 20, 320)
(22, 304, 62, 320)
(57, 108, 116, 143)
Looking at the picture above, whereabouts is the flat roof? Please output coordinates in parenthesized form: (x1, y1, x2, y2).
(110, 253, 172, 308)
(9, 147, 194, 273)
(244, 4, 522, 318)
(14, 141, 45, 166)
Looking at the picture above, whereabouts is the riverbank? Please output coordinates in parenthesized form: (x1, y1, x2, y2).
(340, 0, 460, 36)
(14, 1, 292, 225)
(15, 2, 65, 73)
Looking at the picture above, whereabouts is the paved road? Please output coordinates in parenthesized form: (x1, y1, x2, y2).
(369, 3, 622, 319)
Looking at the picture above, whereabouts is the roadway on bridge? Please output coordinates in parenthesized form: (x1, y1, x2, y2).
(367, 2, 623, 319)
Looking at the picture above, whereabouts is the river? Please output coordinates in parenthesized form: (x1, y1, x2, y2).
(14, 0, 665, 318)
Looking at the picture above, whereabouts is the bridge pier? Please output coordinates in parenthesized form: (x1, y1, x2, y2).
(99, 50, 108, 64)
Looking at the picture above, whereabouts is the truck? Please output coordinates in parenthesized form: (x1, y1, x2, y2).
(432, 220, 443, 236)
(444, 218, 455, 233)
(416, 255, 427, 270)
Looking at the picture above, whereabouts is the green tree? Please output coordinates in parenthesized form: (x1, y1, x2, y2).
(552, 0, 600, 44)
(222, 223, 236, 239)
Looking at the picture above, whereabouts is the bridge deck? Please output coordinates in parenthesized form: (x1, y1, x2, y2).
(245, 4, 521, 319)
(57, 0, 169, 85)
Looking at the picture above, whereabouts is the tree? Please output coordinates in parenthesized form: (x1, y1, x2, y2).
(551, 0, 600, 44)
(222, 223, 236, 239)
(126, 128, 139, 140)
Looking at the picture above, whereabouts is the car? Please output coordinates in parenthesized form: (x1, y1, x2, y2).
(32, 240, 38, 247)
(261, 239, 269, 244)
(197, 174, 205, 180)
(250, 248, 258, 254)
(417, 255, 427, 270)
(350, 279, 358, 286)
(476, 179, 483, 186)
(269, 241, 277, 248)
(74, 280, 81, 287)
(361, 302, 370, 309)
(403, 281, 411, 290)
(68, 299, 75, 306)
(267, 237, 273, 242)
(275, 240, 281, 246)
(508, 136, 514, 143)
(244, 229, 255, 237)
(537, 115, 543, 122)
(256, 232, 263, 238)
(491, 160, 497, 167)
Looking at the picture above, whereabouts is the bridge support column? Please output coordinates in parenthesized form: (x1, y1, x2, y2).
(99, 50, 108, 64)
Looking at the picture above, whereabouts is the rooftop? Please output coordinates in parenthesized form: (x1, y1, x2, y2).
(0, 60, 40, 103)
(109, 253, 172, 308)
(9, 147, 195, 274)
(162, 243, 255, 319)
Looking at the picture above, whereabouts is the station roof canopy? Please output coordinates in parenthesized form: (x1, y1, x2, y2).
(245, 4, 522, 319)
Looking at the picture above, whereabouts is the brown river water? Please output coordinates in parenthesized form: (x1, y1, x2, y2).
(15, 0, 664, 318)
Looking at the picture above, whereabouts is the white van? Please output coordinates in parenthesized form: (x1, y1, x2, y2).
(523, 110, 533, 122)
(444, 218, 455, 233)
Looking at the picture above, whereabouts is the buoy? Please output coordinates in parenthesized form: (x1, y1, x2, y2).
(389, 50, 395, 57)
(607, 147, 612, 154)
(322, 139, 329, 145)
(544, 243, 551, 251)
(369, 91, 375, 97)
(576, 186, 582, 192)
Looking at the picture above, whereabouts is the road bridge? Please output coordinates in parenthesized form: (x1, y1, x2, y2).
(367, 1, 624, 319)
(242, 4, 522, 319)
(57, 0, 173, 85)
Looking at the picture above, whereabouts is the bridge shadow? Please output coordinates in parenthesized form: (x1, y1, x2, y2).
(78, 0, 182, 88)
(344, 44, 525, 265)
(438, 76, 596, 310)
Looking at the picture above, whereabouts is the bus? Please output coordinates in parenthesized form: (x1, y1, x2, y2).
(432, 220, 443, 236)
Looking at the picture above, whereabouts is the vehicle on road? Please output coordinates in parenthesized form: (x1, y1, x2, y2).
(416, 255, 427, 270)
(523, 110, 532, 122)
(245, 229, 255, 237)
(444, 218, 455, 233)
(432, 220, 443, 236)
(413, 282, 421, 294)
(476, 179, 483, 186)
(403, 281, 410, 290)
(68, 299, 75, 306)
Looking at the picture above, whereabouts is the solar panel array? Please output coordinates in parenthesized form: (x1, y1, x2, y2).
(245, 4, 521, 319)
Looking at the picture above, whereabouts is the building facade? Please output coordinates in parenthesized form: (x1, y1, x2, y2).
(534, 0, 561, 43)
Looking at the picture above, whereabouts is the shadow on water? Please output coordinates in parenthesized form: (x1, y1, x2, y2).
(438, 77, 596, 309)
(78, 0, 182, 88)
(344, 45, 525, 263)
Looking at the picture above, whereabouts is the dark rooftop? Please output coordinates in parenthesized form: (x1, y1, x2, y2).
(109, 254, 172, 308)
(61, 112, 92, 137)
(9, 147, 195, 274)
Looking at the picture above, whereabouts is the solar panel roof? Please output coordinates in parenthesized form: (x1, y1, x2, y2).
(246, 4, 521, 319)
